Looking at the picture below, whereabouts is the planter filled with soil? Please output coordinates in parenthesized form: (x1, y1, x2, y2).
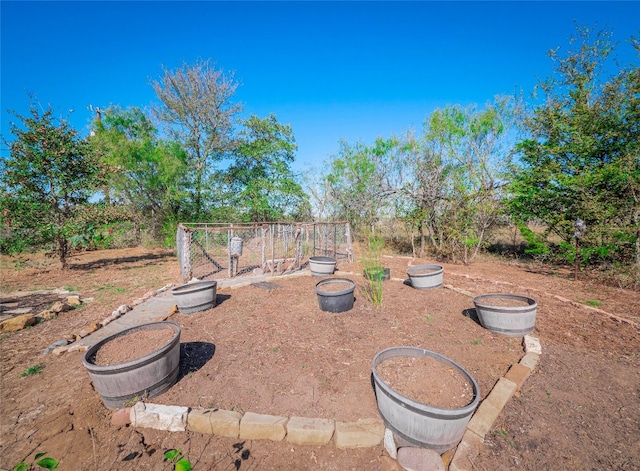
(473, 293, 537, 337)
(314, 278, 356, 313)
(309, 256, 337, 277)
(82, 321, 181, 409)
(372, 346, 480, 453)
(406, 264, 443, 289)
(172, 280, 217, 314)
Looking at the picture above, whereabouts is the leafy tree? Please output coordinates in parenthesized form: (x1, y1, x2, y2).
(151, 59, 242, 219)
(89, 106, 188, 242)
(225, 114, 310, 221)
(325, 137, 398, 232)
(508, 26, 640, 270)
(0, 105, 104, 268)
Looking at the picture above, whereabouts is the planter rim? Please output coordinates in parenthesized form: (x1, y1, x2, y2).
(372, 346, 480, 414)
(309, 256, 337, 264)
(83, 321, 181, 372)
(406, 264, 443, 276)
(171, 280, 217, 294)
(314, 277, 356, 297)
(473, 293, 537, 311)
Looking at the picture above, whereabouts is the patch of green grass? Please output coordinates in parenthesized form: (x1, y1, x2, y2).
(472, 338, 482, 345)
(20, 363, 44, 377)
(271, 348, 280, 353)
(583, 299, 601, 307)
(424, 315, 433, 324)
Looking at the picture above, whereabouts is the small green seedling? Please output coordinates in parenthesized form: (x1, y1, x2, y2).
(472, 339, 482, 345)
(13, 452, 59, 470)
(164, 449, 191, 471)
(20, 363, 44, 378)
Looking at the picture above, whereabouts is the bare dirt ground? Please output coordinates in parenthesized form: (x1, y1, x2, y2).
(1, 247, 639, 471)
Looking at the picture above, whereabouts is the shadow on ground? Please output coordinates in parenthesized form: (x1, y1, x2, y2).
(177, 341, 216, 381)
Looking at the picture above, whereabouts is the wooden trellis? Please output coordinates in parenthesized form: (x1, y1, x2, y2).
(176, 222, 352, 282)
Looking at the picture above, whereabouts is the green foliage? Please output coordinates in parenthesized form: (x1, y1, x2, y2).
(164, 449, 191, 471)
(508, 26, 640, 269)
(361, 232, 384, 307)
(224, 114, 310, 221)
(89, 106, 189, 242)
(20, 363, 44, 377)
(1, 104, 105, 268)
(13, 452, 59, 471)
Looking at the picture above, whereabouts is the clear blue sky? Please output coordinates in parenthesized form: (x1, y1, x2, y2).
(2, 1, 638, 173)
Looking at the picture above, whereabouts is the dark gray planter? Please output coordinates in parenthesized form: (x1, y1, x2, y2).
(314, 278, 356, 313)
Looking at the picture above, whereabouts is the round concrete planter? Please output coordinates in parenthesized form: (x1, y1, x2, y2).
(372, 346, 480, 453)
(473, 293, 537, 337)
(172, 280, 217, 314)
(82, 321, 181, 409)
(406, 264, 443, 289)
(309, 256, 337, 277)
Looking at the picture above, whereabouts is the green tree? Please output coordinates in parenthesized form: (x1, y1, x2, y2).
(89, 106, 188, 242)
(152, 59, 242, 220)
(1, 105, 104, 268)
(508, 26, 640, 271)
(325, 137, 398, 232)
(225, 114, 310, 222)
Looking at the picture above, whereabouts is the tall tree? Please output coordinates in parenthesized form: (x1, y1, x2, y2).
(152, 59, 242, 219)
(508, 26, 640, 270)
(89, 106, 189, 241)
(225, 114, 309, 222)
(0, 105, 104, 268)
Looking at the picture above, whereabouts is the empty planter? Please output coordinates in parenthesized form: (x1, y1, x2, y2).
(473, 293, 537, 337)
(309, 256, 337, 277)
(172, 280, 217, 314)
(315, 277, 356, 313)
(406, 264, 443, 289)
(82, 321, 181, 409)
(372, 346, 480, 453)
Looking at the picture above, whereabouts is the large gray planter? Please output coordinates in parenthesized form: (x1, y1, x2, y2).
(406, 264, 443, 289)
(172, 280, 217, 314)
(309, 256, 337, 277)
(473, 293, 537, 337)
(372, 346, 480, 453)
(82, 321, 181, 409)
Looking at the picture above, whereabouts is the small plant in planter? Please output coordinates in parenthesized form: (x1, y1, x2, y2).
(361, 233, 385, 307)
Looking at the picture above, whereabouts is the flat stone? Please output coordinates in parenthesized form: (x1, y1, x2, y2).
(0, 314, 12, 323)
(504, 363, 532, 389)
(486, 377, 517, 410)
(239, 412, 287, 441)
(66, 296, 81, 306)
(116, 304, 131, 314)
(397, 447, 445, 471)
(286, 416, 335, 446)
(51, 346, 69, 356)
(67, 343, 88, 353)
(520, 352, 540, 371)
(131, 298, 144, 306)
(334, 417, 384, 449)
(449, 430, 484, 471)
(187, 409, 214, 435)
(0, 313, 37, 331)
(37, 310, 57, 321)
(50, 301, 73, 313)
(2, 307, 33, 315)
(43, 339, 68, 356)
(130, 402, 188, 432)
(523, 335, 542, 355)
(384, 428, 398, 459)
(466, 400, 501, 438)
(210, 409, 242, 438)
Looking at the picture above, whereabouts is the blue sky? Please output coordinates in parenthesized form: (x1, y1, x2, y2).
(2, 1, 638, 173)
